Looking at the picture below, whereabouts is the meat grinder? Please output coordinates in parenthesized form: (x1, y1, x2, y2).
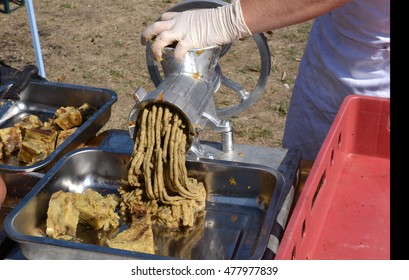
(126, 2, 302, 258)
(129, 0, 274, 161)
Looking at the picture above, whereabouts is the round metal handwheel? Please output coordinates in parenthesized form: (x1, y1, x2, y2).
(145, 0, 271, 119)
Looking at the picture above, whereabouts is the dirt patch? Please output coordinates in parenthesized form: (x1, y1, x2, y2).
(1, 0, 311, 148)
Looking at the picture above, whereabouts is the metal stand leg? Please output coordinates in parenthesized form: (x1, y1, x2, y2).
(2, 0, 25, 14)
(25, 0, 46, 78)
(3, 0, 11, 13)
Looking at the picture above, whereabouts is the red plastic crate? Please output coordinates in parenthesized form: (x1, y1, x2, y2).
(276, 94, 390, 260)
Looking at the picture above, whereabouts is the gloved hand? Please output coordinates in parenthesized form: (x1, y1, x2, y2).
(141, 1, 252, 61)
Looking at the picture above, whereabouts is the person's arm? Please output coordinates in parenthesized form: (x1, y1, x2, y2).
(241, 0, 350, 34)
(141, 0, 351, 61)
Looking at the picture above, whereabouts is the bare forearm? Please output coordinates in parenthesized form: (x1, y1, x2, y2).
(240, 0, 351, 33)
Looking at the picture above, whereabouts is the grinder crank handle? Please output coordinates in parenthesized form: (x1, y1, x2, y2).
(218, 30, 270, 118)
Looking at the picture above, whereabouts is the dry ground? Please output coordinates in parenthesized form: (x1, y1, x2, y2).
(1, 0, 312, 148)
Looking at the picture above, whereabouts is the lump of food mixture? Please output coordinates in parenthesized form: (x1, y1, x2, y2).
(46, 189, 120, 241)
(0, 127, 22, 158)
(106, 204, 155, 254)
(45, 189, 156, 254)
(121, 104, 206, 229)
(0, 103, 96, 165)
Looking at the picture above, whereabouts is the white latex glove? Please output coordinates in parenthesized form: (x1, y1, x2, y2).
(141, 1, 252, 61)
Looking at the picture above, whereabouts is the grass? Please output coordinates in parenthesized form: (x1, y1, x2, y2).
(273, 99, 290, 116)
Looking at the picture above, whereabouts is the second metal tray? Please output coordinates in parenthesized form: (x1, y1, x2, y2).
(0, 81, 117, 172)
(4, 147, 285, 260)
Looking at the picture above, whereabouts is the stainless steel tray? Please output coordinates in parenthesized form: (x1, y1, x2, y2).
(0, 81, 117, 172)
(4, 147, 285, 260)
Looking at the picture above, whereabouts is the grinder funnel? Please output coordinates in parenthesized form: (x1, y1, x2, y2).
(128, 45, 223, 149)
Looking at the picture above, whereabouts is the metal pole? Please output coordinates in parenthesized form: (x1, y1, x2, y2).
(25, 0, 46, 78)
